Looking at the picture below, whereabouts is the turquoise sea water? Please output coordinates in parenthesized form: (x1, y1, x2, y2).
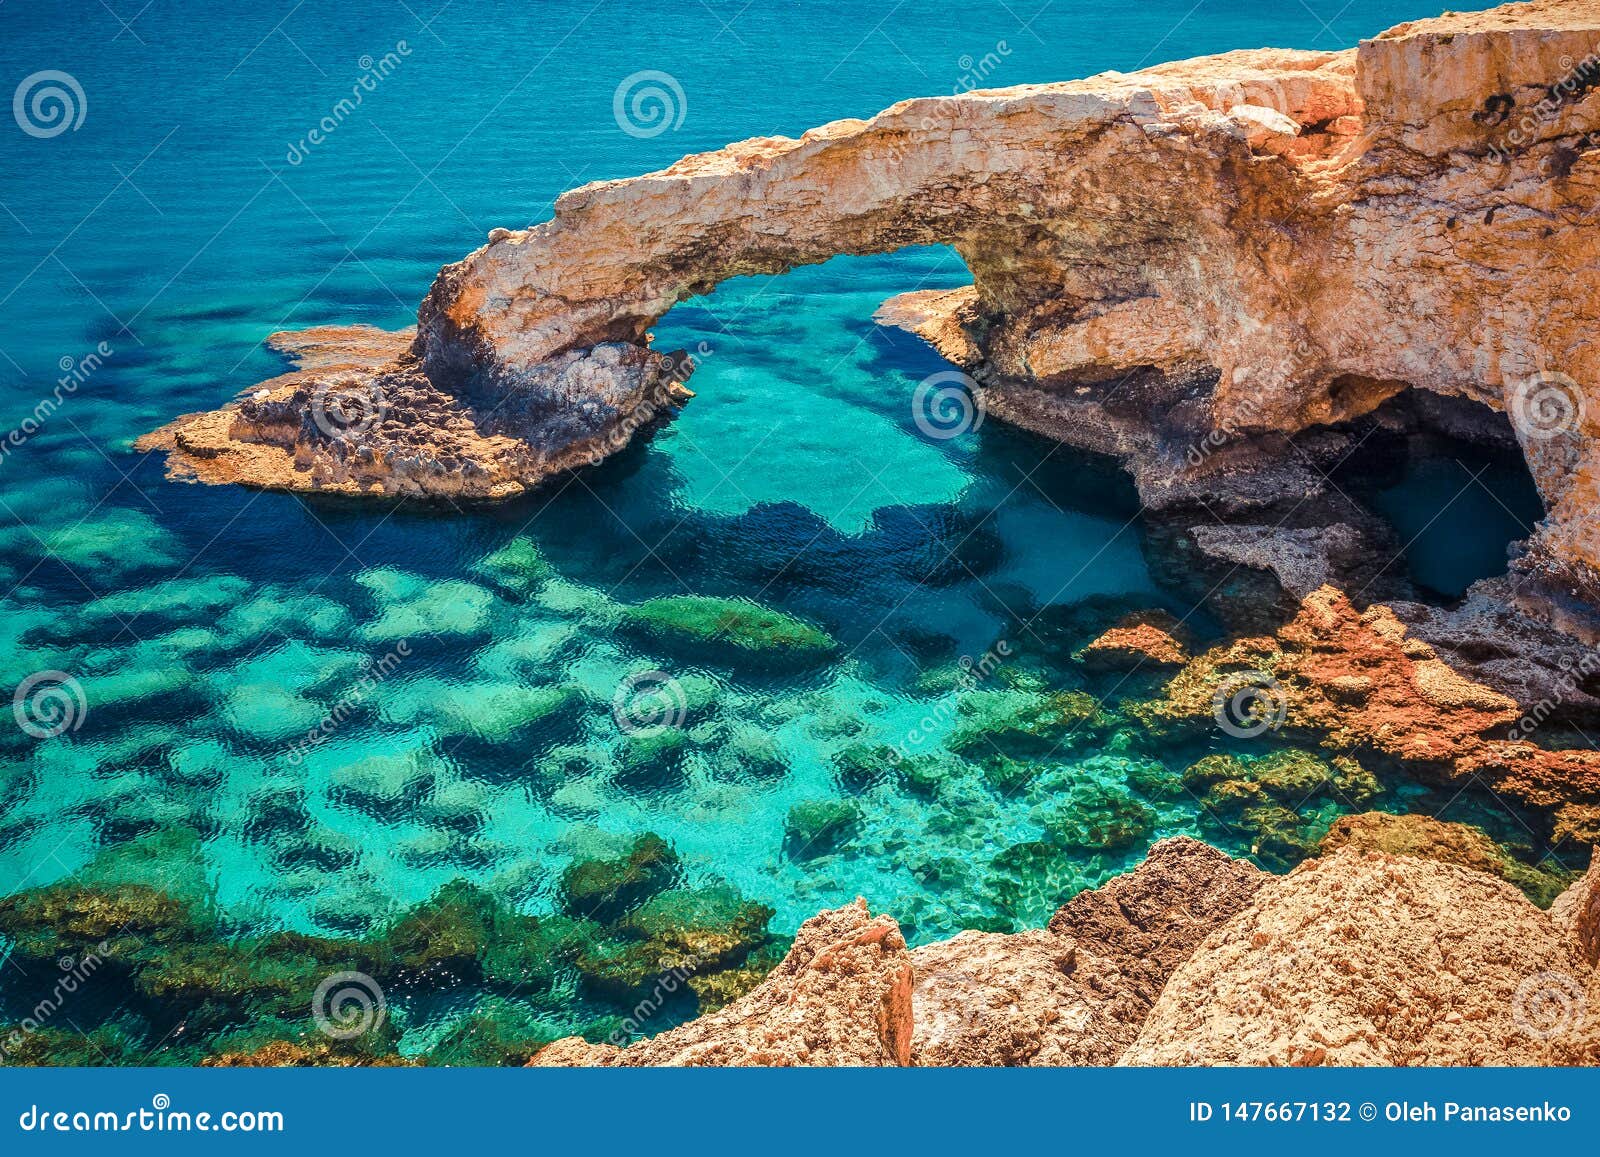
(0, 0, 1566, 1055)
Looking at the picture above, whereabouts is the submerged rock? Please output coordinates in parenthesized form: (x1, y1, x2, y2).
(783, 799, 862, 860)
(574, 885, 776, 1000)
(1320, 811, 1574, 908)
(1140, 585, 1600, 836)
(619, 595, 837, 662)
(948, 689, 1108, 762)
(558, 833, 681, 922)
(1075, 617, 1188, 672)
(1031, 782, 1156, 852)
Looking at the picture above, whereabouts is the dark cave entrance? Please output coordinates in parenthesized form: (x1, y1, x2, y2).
(1331, 390, 1546, 602)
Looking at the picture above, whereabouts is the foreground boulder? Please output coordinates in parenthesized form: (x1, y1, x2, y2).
(1124, 849, 1589, 1065)
(910, 837, 1264, 1065)
(530, 899, 912, 1066)
(527, 833, 1598, 1067)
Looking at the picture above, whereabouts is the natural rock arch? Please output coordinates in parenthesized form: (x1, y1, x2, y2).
(143, 0, 1600, 613)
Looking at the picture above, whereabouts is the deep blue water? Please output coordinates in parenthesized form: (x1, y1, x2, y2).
(0, 0, 1551, 1053)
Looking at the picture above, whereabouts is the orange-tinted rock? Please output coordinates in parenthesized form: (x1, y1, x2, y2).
(1139, 584, 1600, 819)
(1076, 621, 1188, 671)
(529, 899, 912, 1066)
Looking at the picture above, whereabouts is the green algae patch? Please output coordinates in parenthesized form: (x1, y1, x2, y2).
(1182, 748, 1383, 868)
(472, 537, 553, 596)
(1032, 783, 1156, 852)
(0, 829, 782, 1064)
(715, 723, 787, 779)
(615, 728, 692, 791)
(0, 1024, 147, 1067)
(948, 689, 1110, 762)
(832, 742, 898, 791)
(379, 878, 580, 988)
(559, 833, 681, 922)
(220, 683, 327, 742)
(574, 883, 776, 1000)
(425, 1000, 560, 1067)
(784, 799, 862, 860)
(620, 596, 837, 663)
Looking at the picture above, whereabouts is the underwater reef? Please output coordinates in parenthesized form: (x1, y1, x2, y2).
(0, 826, 784, 1066)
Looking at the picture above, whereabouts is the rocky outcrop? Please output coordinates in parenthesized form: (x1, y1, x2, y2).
(1124, 850, 1587, 1065)
(531, 833, 1598, 1067)
(142, 1, 1600, 618)
(1134, 583, 1600, 841)
(1074, 617, 1189, 671)
(1552, 849, 1600, 966)
(529, 898, 913, 1066)
(909, 837, 1264, 1065)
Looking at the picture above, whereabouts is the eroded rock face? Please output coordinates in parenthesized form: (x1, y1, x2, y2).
(529, 898, 913, 1066)
(144, 1, 1600, 621)
(1124, 849, 1589, 1065)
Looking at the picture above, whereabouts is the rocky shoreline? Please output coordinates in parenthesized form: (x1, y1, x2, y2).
(136, 0, 1600, 745)
(530, 830, 1600, 1066)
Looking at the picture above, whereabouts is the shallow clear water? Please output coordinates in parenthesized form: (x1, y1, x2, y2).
(0, 0, 1558, 1053)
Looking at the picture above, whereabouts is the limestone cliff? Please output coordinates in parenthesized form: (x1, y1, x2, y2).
(142, 0, 1600, 619)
